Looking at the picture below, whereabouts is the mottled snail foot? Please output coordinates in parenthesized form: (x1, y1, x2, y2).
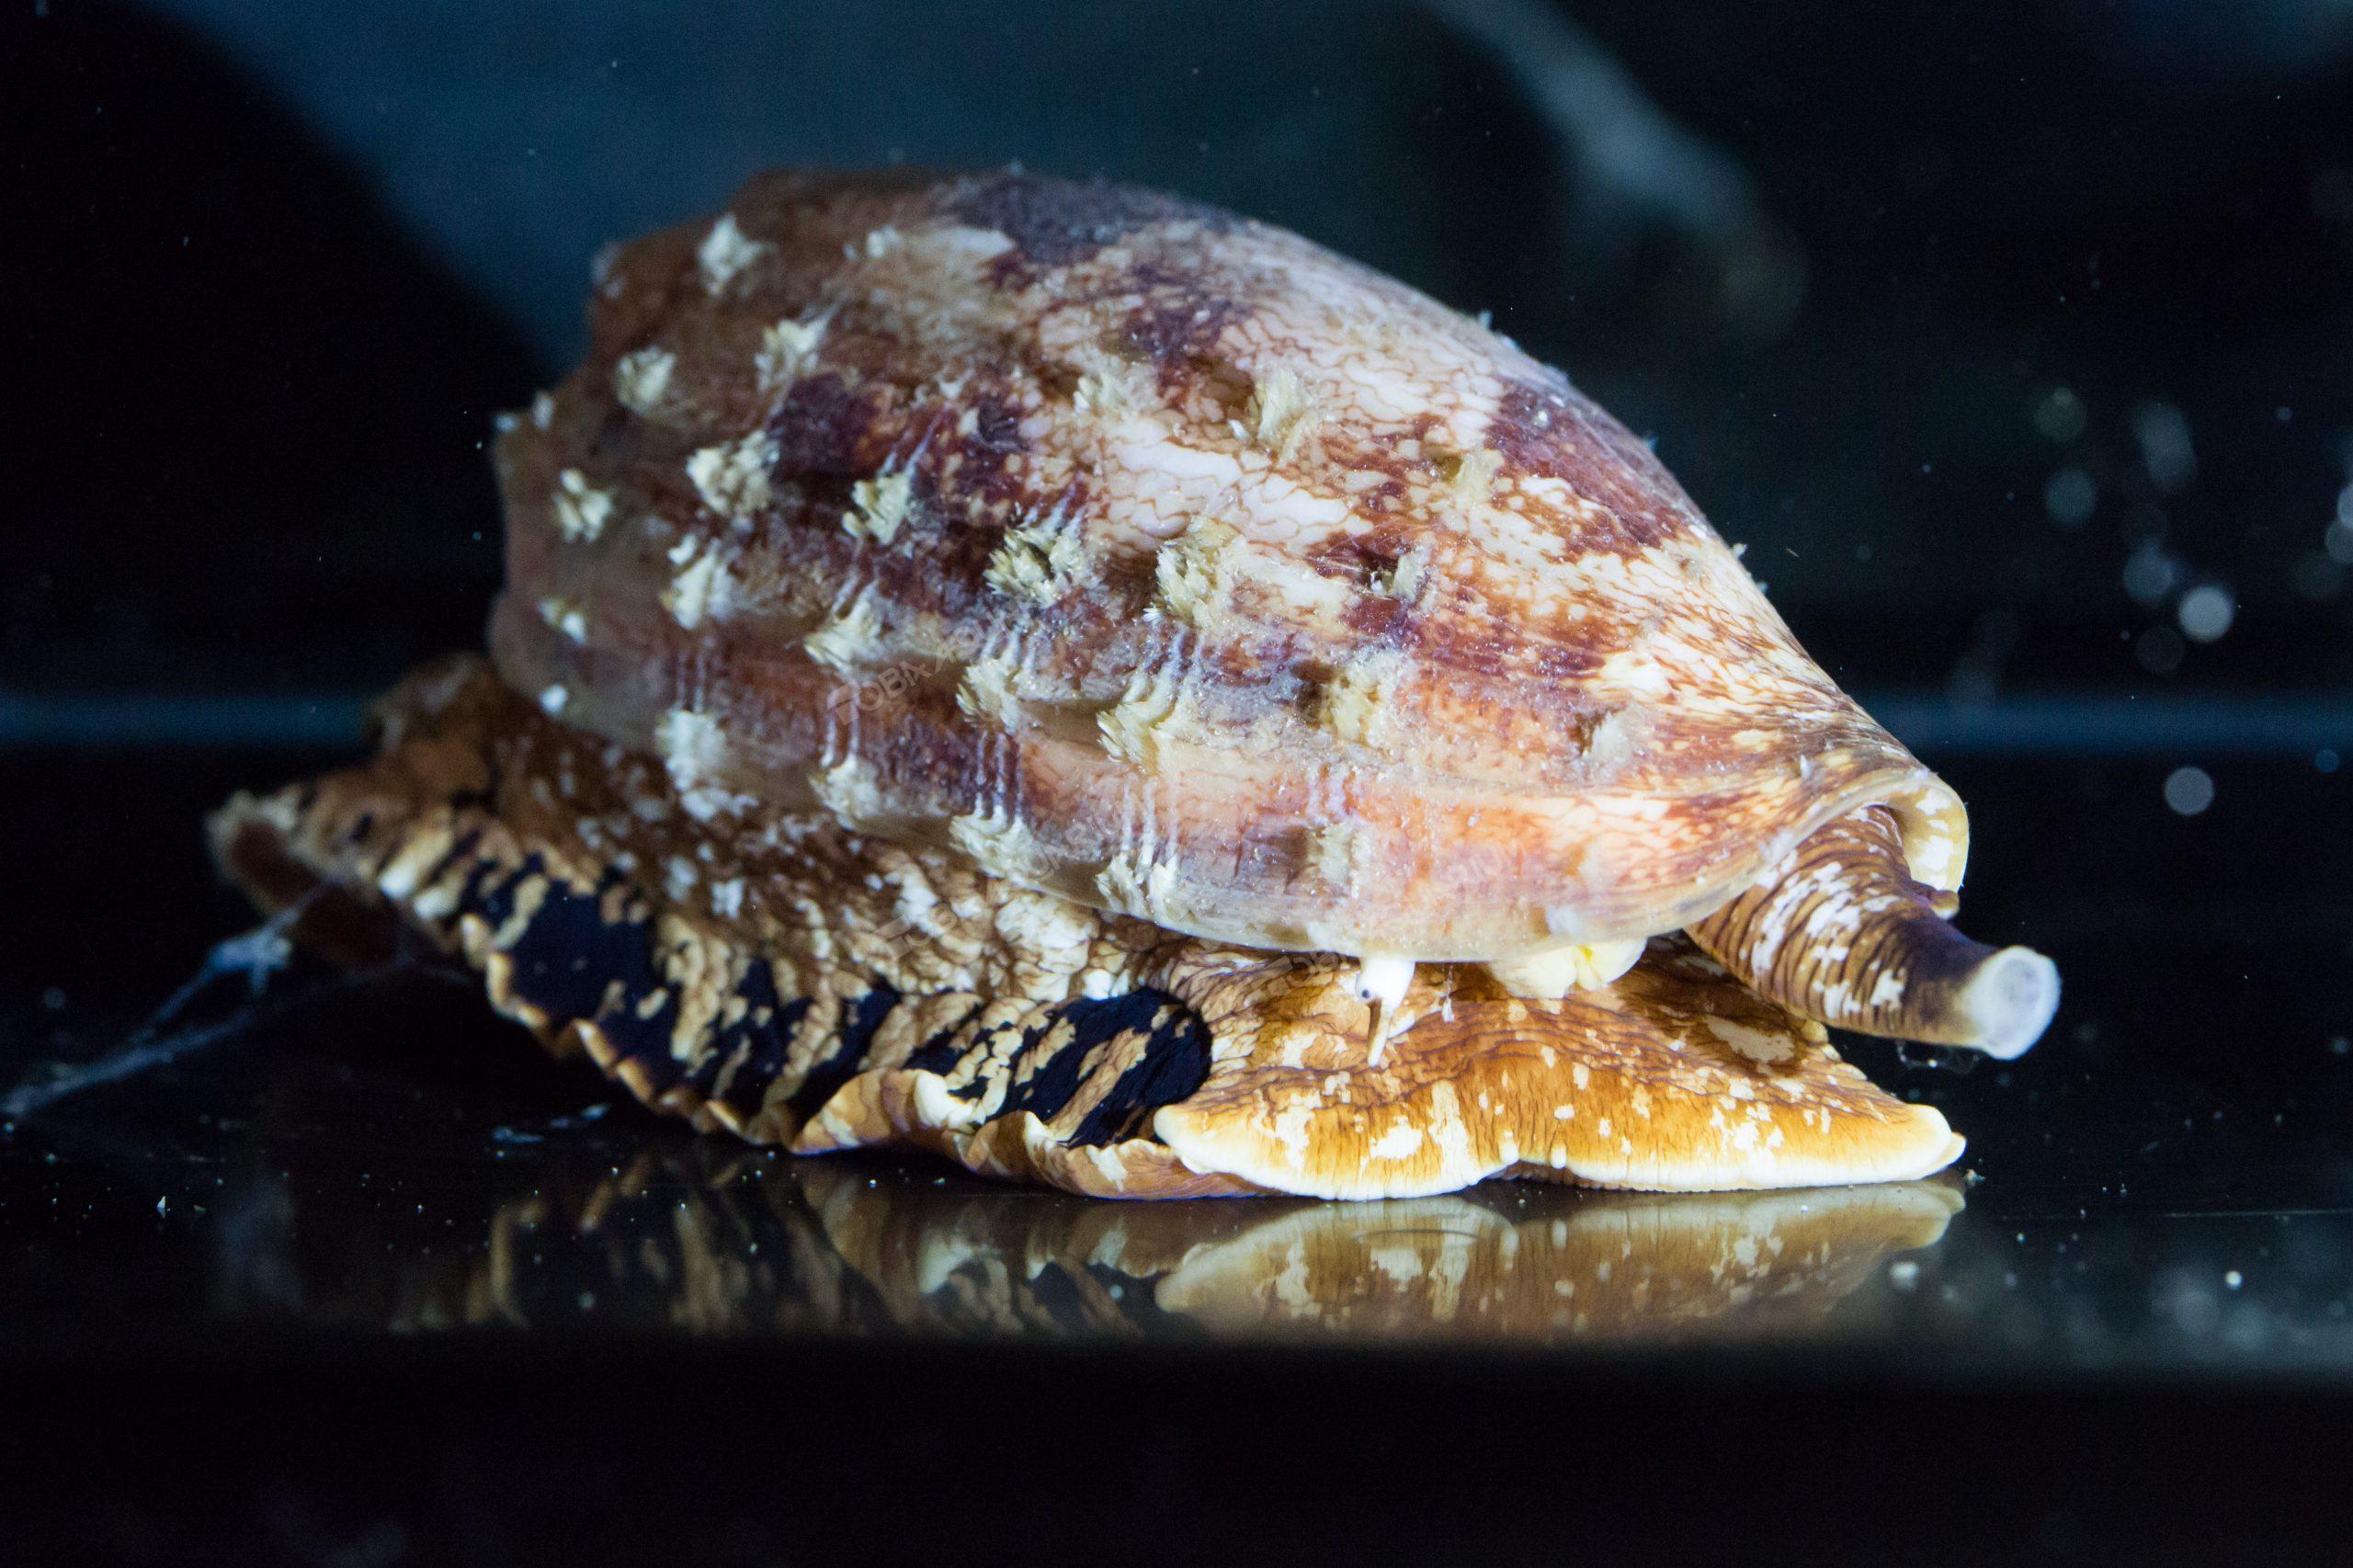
(1151, 949, 1964, 1199)
(210, 660, 1966, 1199)
(1688, 803, 2060, 1059)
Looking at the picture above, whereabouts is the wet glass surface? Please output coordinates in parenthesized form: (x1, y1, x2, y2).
(6, 747, 2350, 1375)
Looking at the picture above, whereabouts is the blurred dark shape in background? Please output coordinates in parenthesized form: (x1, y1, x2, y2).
(10, 0, 2353, 710)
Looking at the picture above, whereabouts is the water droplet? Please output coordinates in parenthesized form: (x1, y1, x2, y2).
(2122, 545, 2178, 607)
(2044, 467, 2097, 528)
(2177, 584, 2234, 642)
(2032, 386, 2087, 443)
(2130, 401, 2197, 493)
(2327, 516, 2353, 563)
(2164, 766, 2215, 815)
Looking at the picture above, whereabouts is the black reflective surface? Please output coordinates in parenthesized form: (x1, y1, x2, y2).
(6, 745, 2351, 1368)
(6, 744, 2353, 1563)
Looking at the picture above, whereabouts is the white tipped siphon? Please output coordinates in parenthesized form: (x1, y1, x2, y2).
(1687, 805, 2060, 1058)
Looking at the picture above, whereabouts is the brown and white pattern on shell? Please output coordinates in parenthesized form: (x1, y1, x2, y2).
(489, 168, 1968, 973)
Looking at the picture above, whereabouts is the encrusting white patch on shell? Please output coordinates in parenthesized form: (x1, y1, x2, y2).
(551, 469, 612, 543)
(654, 707, 753, 823)
(956, 650, 1034, 730)
(1152, 517, 1245, 629)
(661, 537, 735, 631)
(536, 596, 588, 644)
(844, 472, 914, 544)
(1097, 848, 1182, 924)
(686, 432, 779, 524)
(614, 347, 676, 415)
(984, 513, 1087, 604)
(802, 591, 887, 675)
(756, 314, 828, 393)
(698, 213, 767, 294)
(949, 806, 1052, 883)
(1308, 822, 1372, 892)
(811, 753, 885, 826)
(1246, 367, 1320, 458)
(1096, 667, 1193, 768)
(1322, 651, 1407, 748)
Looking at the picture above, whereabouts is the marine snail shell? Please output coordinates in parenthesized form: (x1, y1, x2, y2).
(492, 167, 2052, 1056)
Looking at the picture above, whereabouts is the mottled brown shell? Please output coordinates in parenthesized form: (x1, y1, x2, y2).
(491, 167, 1966, 965)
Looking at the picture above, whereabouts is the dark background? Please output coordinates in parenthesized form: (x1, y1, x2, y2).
(10, 3, 2353, 1562)
(15, 0, 2353, 708)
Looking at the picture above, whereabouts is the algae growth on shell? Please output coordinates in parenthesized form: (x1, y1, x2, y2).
(211, 167, 2056, 1199)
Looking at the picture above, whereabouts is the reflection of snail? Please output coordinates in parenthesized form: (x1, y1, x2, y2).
(212, 169, 2054, 1200)
(235, 1145, 1959, 1344)
(1141, 1184, 1961, 1339)
(801, 1166, 1963, 1342)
